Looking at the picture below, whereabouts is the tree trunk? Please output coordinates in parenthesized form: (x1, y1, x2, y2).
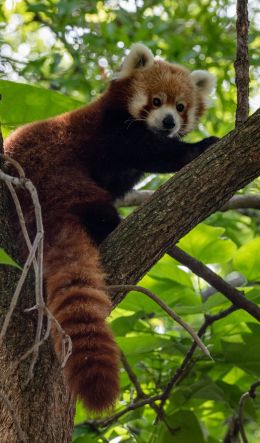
(101, 109, 260, 304)
(0, 132, 75, 443)
(0, 109, 259, 442)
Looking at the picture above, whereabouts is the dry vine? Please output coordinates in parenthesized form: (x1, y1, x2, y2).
(0, 0, 258, 441)
(0, 157, 72, 441)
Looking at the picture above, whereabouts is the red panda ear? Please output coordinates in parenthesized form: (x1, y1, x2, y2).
(190, 70, 216, 96)
(117, 43, 154, 79)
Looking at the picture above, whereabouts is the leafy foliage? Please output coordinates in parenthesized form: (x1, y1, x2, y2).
(0, 1, 259, 442)
(0, 248, 21, 269)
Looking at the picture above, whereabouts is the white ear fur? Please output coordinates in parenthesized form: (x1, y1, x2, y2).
(190, 70, 216, 96)
(118, 43, 154, 79)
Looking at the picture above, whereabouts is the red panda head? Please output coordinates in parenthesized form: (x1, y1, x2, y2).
(115, 43, 215, 137)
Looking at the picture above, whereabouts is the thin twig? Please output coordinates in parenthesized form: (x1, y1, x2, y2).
(121, 351, 145, 399)
(108, 284, 212, 359)
(238, 380, 260, 443)
(167, 246, 260, 322)
(80, 305, 237, 431)
(0, 160, 71, 379)
(5, 181, 38, 275)
(26, 173, 44, 384)
(0, 392, 27, 442)
(83, 394, 162, 429)
(155, 305, 238, 421)
(0, 232, 42, 344)
(235, 0, 249, 127)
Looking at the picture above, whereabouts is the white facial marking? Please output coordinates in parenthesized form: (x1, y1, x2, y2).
(182, 105, 196, 134)
(128, 92, 147, 118)
(146, 106, 181, 137)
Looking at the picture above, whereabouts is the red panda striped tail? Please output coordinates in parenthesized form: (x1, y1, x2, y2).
(44, 217, 119, 412)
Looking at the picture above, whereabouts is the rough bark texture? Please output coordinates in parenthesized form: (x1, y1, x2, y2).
(0, 133, 75, 442)
(101, 109, 260, 304)
(0, 109, 259, 442)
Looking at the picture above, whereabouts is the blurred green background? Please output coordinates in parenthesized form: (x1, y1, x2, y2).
(0, 1, 260, 442)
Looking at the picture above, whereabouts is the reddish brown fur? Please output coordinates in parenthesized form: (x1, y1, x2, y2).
(128, 60, 205, 134)
(4, 90, 125, 413)
(44, 216, 120, 412)
(3, 47, 215, 412)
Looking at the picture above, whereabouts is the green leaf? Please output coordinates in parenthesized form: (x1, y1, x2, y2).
(178, 224, 237, 264)
(149, 255, 193, 288)
(158, 410, 206, 443)
(221, 334, 260, 376)
(117, 334, 170, 355)
(233, 238, 260, 281)
(0, 80, 82, 131)
(110, 311, 144, 336)
(0, 248, 21, 269)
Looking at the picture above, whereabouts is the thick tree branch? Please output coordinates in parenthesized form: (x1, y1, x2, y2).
(101, 110, 260, 306)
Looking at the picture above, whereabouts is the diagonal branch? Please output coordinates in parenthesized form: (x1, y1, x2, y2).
(167, 246, 260, 321)
(108, 284, 211, 357)
(101, 110, 260, 307)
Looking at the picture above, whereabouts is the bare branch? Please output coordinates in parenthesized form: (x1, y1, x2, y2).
(221, 194, 260, 211)
(108, 284, 211, 358)
(0, 232, 42, 344)
(79, 305, 237, 431)
(167, 246, 260, 321)
(83, 394, 162, 429)
(235, 0, 249, 126)
(120, 352, 145, 399)
(0, 392, 27, 442)
(202, 272, 246, 300)
(238, 380, 260, 443)
(117, 191, 260, 211)
(156, 305, 238, 421)
(120, 352, 164, 418)
(0, 161, 71, 375)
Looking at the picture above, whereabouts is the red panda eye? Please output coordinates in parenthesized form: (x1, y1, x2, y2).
(152, 97, 162, 107)
(176, 103, 185, 112)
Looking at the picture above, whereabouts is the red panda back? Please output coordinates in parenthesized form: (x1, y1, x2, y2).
(44, 216, 119, 412)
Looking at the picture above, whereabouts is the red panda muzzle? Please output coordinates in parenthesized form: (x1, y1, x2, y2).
(44, 217, 120, 412)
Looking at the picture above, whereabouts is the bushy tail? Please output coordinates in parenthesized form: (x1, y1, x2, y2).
(44, 217, 119, 413)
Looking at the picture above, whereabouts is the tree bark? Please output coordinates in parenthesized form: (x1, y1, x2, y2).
(0, 109, 259, 442)
(100, 109, 260, 304)
(0, 133, 75, 443)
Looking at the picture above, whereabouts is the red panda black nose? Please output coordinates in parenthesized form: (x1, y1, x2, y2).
(162, 114, 175, 129)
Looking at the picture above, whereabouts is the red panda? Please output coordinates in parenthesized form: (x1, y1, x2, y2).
(4, 43, 218, 412)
